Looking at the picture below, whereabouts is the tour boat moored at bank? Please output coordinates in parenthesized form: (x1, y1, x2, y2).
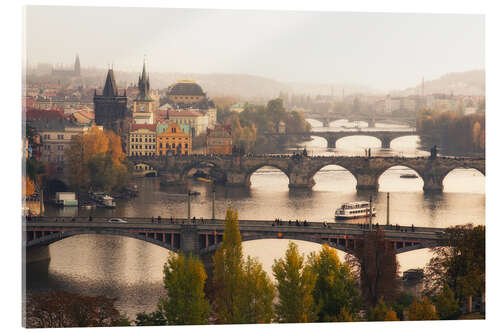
(335, 201, 376, 220)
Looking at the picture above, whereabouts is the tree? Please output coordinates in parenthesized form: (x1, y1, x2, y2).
(212, 207, 244, 323)
(433, 284, 460, 320)
(134, 311, 167, 326)
(24, 175, 35, 198)
(391, 291, 415, 320)
(352, 230, 400, 307)
(156, 253, 210, 325)
(368, 300, 399, 321)
(66, 126, 131, 192)
(238, 256, 275, 323)
(425, 224, 485, 306)
(307, 244, 361, 321)
(273, 242, 317, 323)
(407, 297, 439, 320)
(26, 290, 130, 328)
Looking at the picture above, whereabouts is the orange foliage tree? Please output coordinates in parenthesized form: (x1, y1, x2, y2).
(66, 126, 131, 192)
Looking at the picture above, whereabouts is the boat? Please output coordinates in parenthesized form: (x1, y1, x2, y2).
(335, 201, 376, 220)
(400, 173, 418, 179)
(89, 192, 116, 208)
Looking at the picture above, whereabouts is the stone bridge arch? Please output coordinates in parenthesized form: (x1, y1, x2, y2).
(133, 162, 158, 177)
(179, 160, 226, 183)
(244, 163, 292, 187)
(375, 163, 426, 190)
(26, 229, 179, 253)
(306, 162, 359, 190)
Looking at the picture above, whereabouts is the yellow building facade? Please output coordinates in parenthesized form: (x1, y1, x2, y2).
(128, 124, 157, 156)
(156, 121, 191, 156)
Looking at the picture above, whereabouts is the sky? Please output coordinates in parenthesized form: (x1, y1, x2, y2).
(24, 6, 484, 91)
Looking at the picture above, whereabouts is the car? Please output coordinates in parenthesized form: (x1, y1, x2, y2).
(108, 218, 127, 223)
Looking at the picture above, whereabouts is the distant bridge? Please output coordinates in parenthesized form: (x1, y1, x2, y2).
(267, 130, 418, 148)
(24, 217, 446, 268)
(127, 155, 484, 191)
(301, 110, 416, 128)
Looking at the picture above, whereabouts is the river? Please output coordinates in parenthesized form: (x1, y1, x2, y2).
(27, 119, 485, 320)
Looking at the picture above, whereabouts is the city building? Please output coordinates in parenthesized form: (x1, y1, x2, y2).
(93, 69, 129, 135)
(128, 124, 157, 156)
(206, 124, 232, 155)
(167, 109, 209, 136)
(132, 62, 155, 124)
(156, 120, 191, 156)
(51, 54, 81, 78)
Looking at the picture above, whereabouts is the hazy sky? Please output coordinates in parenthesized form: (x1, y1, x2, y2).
(24, 6, 484, 90)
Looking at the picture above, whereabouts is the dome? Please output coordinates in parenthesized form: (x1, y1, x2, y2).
(168, 80, 205, 96)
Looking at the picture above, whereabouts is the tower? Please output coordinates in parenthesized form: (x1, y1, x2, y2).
(74, 54, 81, 76)
(94, 69, 128, 134)
(132, 60, 155, 124)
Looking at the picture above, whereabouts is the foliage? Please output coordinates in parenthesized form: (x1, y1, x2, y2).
(272, 242, 317, 323)
(134, 311, 167, 326)
(368, 300, 399, 321)
(26, 290, 130, 328)
(433, 284, 461, 320)
(157, 253, 210, 325)
(238, 256, 276, 323)
(391, 291, 415, 320)
(352, 230, 400, 307)
(424, 224, 485, 302)
(417, 109, 485, 155)
(331, 307, 354, 322)
(212, 207, 244, 323)
(24, 175, 36, 198)
(217, 98, 311, 153)
(307, 244, 361, 321)
(212, 207, 275, 324)
(407, 297, 439, 320)
(66, 126, 131, 192)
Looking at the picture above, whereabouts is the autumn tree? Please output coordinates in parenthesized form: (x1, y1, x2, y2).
(425, 224, 485, 311)
(66, 126, 131, 192)
(237, 256, 275, 323)
(26, 290, 130, 328)
(23, 175, 35, 198)
(273, 242, 317, 323)
(156, 253, 210, 325)
(307, 244, 361, 321)
(351, 230, 400, 308)
(212, 207, 275, 324)
(407, 297, 439, 320)
(433, 284, 460, 320)
(368, 300, 399, 321)
(391, 291, 415, 320)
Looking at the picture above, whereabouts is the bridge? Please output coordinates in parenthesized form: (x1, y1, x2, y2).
(300, 110, 416, 128)
(127, 155, 485, 191)
(268, 130, 418, 148)
(24, 217, 446, 269)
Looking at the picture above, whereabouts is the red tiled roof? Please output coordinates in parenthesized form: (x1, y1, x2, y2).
(168, 109, 203, 117)
(26, 108, 67, 121)
(131, 123, 156, 132)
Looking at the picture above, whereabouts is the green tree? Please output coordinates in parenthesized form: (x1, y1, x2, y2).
(212, 207, 244, 323)
(238, 256, 275, 323)
(273, 242, 317, 323)
(307, 244, 361, 321)
(407, 297, 439, 320)
(391, 291, 415, 320)
(331, 307, 354, 322)
(368, 300, 399, 321)
(433, 285, 461, 320)
(134, 311, 167, 326)
(157, 253, 210, 325)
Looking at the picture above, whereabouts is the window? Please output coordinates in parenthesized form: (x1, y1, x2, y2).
(185, 143, 188, 148)
(172, 143, 176, 148)
(57, 134, 64, 140)
(160, 143, 162, 148)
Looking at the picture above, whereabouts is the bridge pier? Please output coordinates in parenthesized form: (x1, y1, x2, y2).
(226, 171, 251, 187)
(289, 172, 315, 189)
(180, 225, 200, 254)
(422, 175, 444, 192)
(159, 172, 184, 186)
(356, 174, 379, 191)
(381, 137, 392, 149)
(326, 136, 337, 149)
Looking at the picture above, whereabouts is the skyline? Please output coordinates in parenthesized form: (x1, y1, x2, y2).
(25, 6, 484, 92)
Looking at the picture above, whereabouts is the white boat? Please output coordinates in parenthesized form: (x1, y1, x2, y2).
(335, 201, 376, 220)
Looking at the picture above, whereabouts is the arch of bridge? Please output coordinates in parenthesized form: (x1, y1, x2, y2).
(26, 229, 178, 253)
(198, 234, 355, 256)
(179, 160, 224, 181)
(306, 159, 360, 182)
(243, 162, 292, 183)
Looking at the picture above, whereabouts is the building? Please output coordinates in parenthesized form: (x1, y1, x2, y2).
(128, 124, 157, 156)
(132, 62, 155, 124)
(167, 109, 209, 136)
(51, 54, 81, 78)
(164, 80, 217, 131)
(206, 124, 232, 155)
(156, 120, 191, 156)
(93, 69, 129, 135)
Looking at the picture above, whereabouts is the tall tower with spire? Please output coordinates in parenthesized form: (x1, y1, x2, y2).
(132, 60, 155, 124)
(74, 54, 81, 76)
(94, 68, 128, 133)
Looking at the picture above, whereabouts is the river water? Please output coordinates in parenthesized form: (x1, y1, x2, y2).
(27, 119, 485, 320)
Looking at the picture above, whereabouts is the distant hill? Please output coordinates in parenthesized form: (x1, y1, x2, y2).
(393, 70, 485, 96)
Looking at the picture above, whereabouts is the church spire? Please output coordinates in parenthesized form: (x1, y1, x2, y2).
(136, 59, 152, 101)
(74, 54, 81, 76)
(103, 69, 118, 97)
